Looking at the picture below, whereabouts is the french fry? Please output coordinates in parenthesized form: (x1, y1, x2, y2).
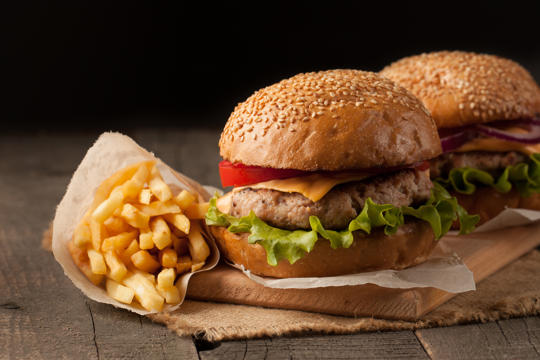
(184, 202, 210, 220)
(141, 272, 156, 284)
(139, 231, 154, 250)
(158, 286, 180, 305)
(171, 233, 189, 255)
(187, 221, 210, 263)
(156, 268, 180, 304)
(120, 204, 150, 230)
(150, 216, 171, 250)
(88, 162, 145, 214)
(101, 231, 138, 252)
(90, 218, 107, 251)
(106, 279, 135, 304)
(104, 250, 128, 282)
(122, 272, 164, 311)
(138, 188, 153, 205)
(176, 255, 192, 275)
(92, 187, 125, 224)
(159, 248, 178, 268)
(112, 230, 138, 250)
(87, 249, 107, 275)
(71, 160, 211, 310)
(120, 239, 140, 265)
(130, 250, 160, 273)
(163, 213, 190, 235)
(132, 162, 152, 185)
(174, 190, 196, 210)
(73, 222, 91, 248)
(157, 268, 176, 288)
(136, 200, 181, 217)
(121, 163, 150, 200)
(68, 241, 104, 285)
(103, 216, 132, 235)
(149, 168, 172, 202)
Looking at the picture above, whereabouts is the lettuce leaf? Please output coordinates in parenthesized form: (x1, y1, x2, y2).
(436, 153, 540, 197)
(205, 185, 479, 266)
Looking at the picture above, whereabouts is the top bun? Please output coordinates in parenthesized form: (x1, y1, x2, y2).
(380, 51, 540, 129)
(219, 70, 441, 171)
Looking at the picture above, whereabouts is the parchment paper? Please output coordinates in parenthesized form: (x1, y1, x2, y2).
(52, 132, 219, 315)
(474, 208, 540, 232)
(232, 245, 475, 293)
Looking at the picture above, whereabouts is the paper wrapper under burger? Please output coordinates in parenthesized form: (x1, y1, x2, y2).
(52, 132, 219, 315)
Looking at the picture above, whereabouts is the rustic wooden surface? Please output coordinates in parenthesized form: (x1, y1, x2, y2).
(1, 128, 539, 360)
(187, 223, 540, 320)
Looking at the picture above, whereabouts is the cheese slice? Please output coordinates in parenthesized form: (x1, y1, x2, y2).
(455, 138, 540, 155)
(455, 127, 540, 155)
(234, 172, 371, 202)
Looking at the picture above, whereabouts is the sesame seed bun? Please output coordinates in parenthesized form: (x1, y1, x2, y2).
(452, 188, 540, 227)
(210, 220, 436, 278)
(219, 70, 441, 171)
(380, 51, 540, 129)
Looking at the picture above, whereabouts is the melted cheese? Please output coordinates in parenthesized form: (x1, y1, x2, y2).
(234, 172, 371, 202)
(455, 127, 540, 155)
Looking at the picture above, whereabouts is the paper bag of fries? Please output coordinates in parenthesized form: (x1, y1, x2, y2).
(52, 132, 219, 314)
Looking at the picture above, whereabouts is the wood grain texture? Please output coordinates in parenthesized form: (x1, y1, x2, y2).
(187, 222, 540, 320)
(199, 332, 429, 360)
(0, 132, 198, 360)
(416, 317, 540, 359)
(1, 130, 539, 359)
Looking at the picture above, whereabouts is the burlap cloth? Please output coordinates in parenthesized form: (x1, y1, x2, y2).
(43, 226, 540, 342)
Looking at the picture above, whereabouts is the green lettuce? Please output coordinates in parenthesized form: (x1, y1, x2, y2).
(436, 153, 540, 197)
(205, 183, 479, 266)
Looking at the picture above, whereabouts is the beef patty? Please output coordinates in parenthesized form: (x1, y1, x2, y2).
(430, 151, 526, 178)
(229, 169, 432, 230)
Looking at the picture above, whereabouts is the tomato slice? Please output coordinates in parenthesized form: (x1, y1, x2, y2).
(219, 161, 307, 187)
(219, 160, 432, 188)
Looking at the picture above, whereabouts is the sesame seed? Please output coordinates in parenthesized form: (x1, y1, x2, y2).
(381, 51, 540, 125)
(219, 68, 432, 162)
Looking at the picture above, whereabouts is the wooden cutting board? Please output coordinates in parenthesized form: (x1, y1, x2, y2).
(186, 222, 540, 320)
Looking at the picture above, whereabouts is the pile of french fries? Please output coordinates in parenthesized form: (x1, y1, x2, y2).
(68, 160, 210, 311)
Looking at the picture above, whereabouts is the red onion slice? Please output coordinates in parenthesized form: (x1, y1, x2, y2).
(475, 123, 540, 144)
(440, 130, 477, 153)
(440, 118, 540, 153)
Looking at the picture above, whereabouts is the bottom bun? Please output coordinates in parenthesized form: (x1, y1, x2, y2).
(210, 220, 436, 278)
(452, 188, 540, 227)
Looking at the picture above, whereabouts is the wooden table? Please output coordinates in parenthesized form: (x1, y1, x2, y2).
(2, 129, 540, 359)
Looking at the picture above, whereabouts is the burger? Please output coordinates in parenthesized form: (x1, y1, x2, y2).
(381, 51, 540, 226)
(205, 69, 477, 278)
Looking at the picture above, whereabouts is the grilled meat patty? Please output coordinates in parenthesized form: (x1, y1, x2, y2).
(430, 151, 527, 179)
(229, 169, 432, 230)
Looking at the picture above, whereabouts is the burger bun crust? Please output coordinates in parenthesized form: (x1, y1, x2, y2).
(210, 221, 436, 278)
(452, 188, 540, 227)
(380, 51, 540, 129)
(219, 70, 441, 171)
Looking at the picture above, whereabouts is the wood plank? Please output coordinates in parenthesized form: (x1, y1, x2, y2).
(128, 128, 540, 321)
(187, 222, 540, 320)
(199, 331, 428, 360)
(0, 164, 198, 360)
(87, 301, 198, 360)
(4, 131, 540, 359)
(415, 316, 540, 359)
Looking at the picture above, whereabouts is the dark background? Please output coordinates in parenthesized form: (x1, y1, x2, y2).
(6, 2, 540, 132)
